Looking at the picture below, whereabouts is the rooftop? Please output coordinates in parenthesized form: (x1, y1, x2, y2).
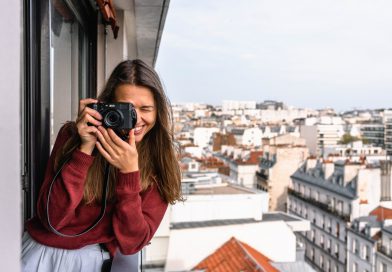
(171, 218, 259, 230)
(370, 206, 392, 221)
(291, 170, 356, 199)
(262, 212, 302, 223)
(191, 184, 259, 195)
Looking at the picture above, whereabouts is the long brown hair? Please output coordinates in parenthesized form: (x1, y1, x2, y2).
(55, 60, 182, 204)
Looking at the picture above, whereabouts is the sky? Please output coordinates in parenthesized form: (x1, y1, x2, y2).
(155, 0, 392, 111)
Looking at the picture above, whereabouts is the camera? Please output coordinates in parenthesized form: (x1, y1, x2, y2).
(87, 102, 137, 140)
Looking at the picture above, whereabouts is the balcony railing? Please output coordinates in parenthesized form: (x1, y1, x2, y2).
(256, 171, 268, 181)
(288, 188, 351, 222)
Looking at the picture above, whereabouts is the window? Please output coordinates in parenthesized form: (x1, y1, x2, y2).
(364, 245, 370, 261)
(381, 263, 387, 272)
(336, 222, 340, 238)
(353, 262, 358, 272)
(49, 0, 96, 147)
(354, 239, 360, 254)
(311, 229, 315, 242)
(23, 0, 97, 221)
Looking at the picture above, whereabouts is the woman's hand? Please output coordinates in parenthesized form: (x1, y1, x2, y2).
(75, 98, 102, 155)
(95, 127, 139, 173)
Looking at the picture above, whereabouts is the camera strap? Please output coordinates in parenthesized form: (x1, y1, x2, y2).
(46, 157, 110, 237)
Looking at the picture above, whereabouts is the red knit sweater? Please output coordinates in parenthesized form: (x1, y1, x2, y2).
(25, 125, 168, 257)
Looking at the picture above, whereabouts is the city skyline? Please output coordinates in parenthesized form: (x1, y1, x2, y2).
(156, 0, 392, 112)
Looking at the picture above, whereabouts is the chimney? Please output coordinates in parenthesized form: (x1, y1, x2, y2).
(323, 161, 334, 180)
(380, 160, 392, 201)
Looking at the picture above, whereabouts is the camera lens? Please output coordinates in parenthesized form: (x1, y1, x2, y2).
(104, 110, 123, 128)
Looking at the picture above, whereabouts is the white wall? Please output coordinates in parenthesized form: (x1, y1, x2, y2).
(170, 192, 267, 223)
(164, 221, 297, 271)
(0, 1, 21, 271)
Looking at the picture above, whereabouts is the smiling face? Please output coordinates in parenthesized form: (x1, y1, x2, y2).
(114, 84, 157, 143)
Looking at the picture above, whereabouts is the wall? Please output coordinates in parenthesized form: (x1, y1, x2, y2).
(165, 221, 297, 271)
(170, 192, 267, 223)
(0, 1, 21, 271)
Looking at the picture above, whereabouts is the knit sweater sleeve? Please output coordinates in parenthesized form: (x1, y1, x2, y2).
(107, 172, 168, 255)
(36, 125, 95, 231)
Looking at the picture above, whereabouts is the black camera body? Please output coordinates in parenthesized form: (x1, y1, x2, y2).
(87, 102, 137, 140)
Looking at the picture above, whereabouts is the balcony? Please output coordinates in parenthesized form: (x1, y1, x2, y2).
(378, 244, 392, 258)
(256, 171, 269, 181)
(288, 188, 350, 222)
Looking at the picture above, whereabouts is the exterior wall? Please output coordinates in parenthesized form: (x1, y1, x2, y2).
(1, 1, 21, 271)
(347, 230, 374, 272)
(193, 127, 220, 148)
(231, 164, 259, 188)
(169, 192, 267, 223)
(241, 127, 263, 146)
(300, 125, 318, 155)
(360, 123, 385, 148)
(165, 221, 297, 271)
(266, 147, 308, 211)
(376, 248, 392, 272)
(385, 111, 392, 156)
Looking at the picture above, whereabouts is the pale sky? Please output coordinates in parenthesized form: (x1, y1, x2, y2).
(155, 0, 392, 111)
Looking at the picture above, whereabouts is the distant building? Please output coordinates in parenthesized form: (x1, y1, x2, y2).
(193, 127, 220, 148)
(325, 141, 384, 158)
(212, 132, 236, 152)
(256, 100, 285, 110)
(300, 123, 345, 156)
(360, 122, 385, 148)
(222, 100, 257, 111)
(385, 110, 392, 156)
(256, 134, 309, 212)
(228, 151, 263, 188)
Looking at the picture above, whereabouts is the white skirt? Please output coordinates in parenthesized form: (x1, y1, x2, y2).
(21, 232, 110, 272)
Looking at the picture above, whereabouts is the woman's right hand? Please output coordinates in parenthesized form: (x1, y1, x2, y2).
(75, 98, 102, 155)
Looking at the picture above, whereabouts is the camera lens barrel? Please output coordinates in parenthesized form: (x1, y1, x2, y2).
(103, 110, 124, 128)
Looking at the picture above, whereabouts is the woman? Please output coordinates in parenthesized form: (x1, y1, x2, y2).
(22, 59, 182, 272)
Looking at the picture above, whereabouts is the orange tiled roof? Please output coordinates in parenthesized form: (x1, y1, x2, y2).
(370, 206, 392, 221)
(192, 237, 279, 272)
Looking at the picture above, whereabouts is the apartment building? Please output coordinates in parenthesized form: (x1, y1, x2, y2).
(347, 206, 392, 272)
(256, 134, 309, 211)
(376, 225, 392, 272)
(288, 158, 382, 272)
(300, 124, 345, 156)
(360, 122, 385, 148)
(385, 110, 392, 156)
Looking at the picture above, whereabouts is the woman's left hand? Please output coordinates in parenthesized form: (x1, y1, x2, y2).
(95, 126, 139, 173)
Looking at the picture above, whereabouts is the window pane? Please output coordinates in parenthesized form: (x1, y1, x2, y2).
(49, 0, 88, 147)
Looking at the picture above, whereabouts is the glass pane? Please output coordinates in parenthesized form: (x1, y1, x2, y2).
(49, 0, 88, 148)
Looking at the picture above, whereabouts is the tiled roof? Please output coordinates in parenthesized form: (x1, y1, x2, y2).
(370, 206, 392, 221)
(192, 237, 279, 272)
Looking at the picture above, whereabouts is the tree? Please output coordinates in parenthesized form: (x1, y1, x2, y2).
(339, 133, 361, 144)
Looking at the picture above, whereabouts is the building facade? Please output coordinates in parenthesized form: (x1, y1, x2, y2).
(256, 134, 308, 211)
(288, 158, 382, 272)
